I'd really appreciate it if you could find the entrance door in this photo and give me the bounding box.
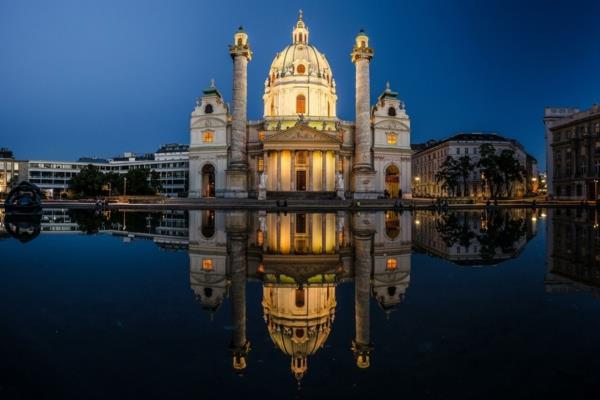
[296,170,306,191]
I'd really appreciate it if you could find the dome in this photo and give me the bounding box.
[263,12,337,122]
[268,43,332,79]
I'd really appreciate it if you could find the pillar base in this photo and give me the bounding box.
[352,169,380,199]
[224,168,249,198]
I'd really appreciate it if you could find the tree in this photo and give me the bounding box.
[7,175,19,190]
[477,144,503,199]
[456,155,474,197]
[104,172,123,196]
[69,164,105,196]
[498,150,525,197]
[436,156,460,197]
[124,167,158,195]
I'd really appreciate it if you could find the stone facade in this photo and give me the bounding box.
[546,104,600,200]
[188,13,412,200]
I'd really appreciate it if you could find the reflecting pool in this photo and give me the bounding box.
[1,207,600,399]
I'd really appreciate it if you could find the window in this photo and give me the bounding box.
[386,258,397,270]
[361,40,366,48]
[296,64,306,74]
[295,288,305,307]
[387,107,396,117]
[202,259,213,271]
[387,133,397,145]
[296,94,306,114]
[258,131,265,141]
[203,131,214,143]
[337,157,343,173]
[204,104,213,114]
[456,148,460,154]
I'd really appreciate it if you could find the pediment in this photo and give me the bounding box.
[374,119,409,131]
[264,124,342,144]
[191,117,227,129]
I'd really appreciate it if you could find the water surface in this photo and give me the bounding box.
[1,208,599,399]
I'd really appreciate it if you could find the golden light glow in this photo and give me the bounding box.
[312,151,323,190]
[311,213,323,254]
[281,150,291,191]
[386,258,398,270]
[326,151,335,191]
[279,213,291,254]
[202,259,213,271]
[257,157,264,173]
[203,131,214,143]
[387,133,397,145]
[257,229,264,246]
[296,94,306,114]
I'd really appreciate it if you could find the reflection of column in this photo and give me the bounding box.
[322,214,326,254]
[227,215,250,372]
[276,214,281,253]
[308,151,314,191]
[352,229,374,368]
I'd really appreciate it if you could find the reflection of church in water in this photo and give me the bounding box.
[188,209,411,380]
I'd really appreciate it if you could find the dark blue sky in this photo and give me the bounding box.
[1,0,599,168]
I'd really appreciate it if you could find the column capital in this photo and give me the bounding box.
[230,45,253,61]
[230,27,253,61]
[351,47,373,63]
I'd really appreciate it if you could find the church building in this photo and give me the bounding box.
[188,12,412,199]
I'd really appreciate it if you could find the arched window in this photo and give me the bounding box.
[388,107,396,117]
[296,64,306,74]
[327,102,331,117]
[237,38,242,46]
[296,94,306,114]
[361,40,366,48]
[204,104,213,114]
[270,100,275,116]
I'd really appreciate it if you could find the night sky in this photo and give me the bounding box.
[1,0,599,169]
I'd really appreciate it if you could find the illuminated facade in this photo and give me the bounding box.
[189,12,412,199]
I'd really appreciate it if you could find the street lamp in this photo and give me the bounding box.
[123,177,127,197]
[595,179,598,201]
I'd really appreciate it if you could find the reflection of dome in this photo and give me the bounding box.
[262,284,336,381]
[263,12,337,120]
